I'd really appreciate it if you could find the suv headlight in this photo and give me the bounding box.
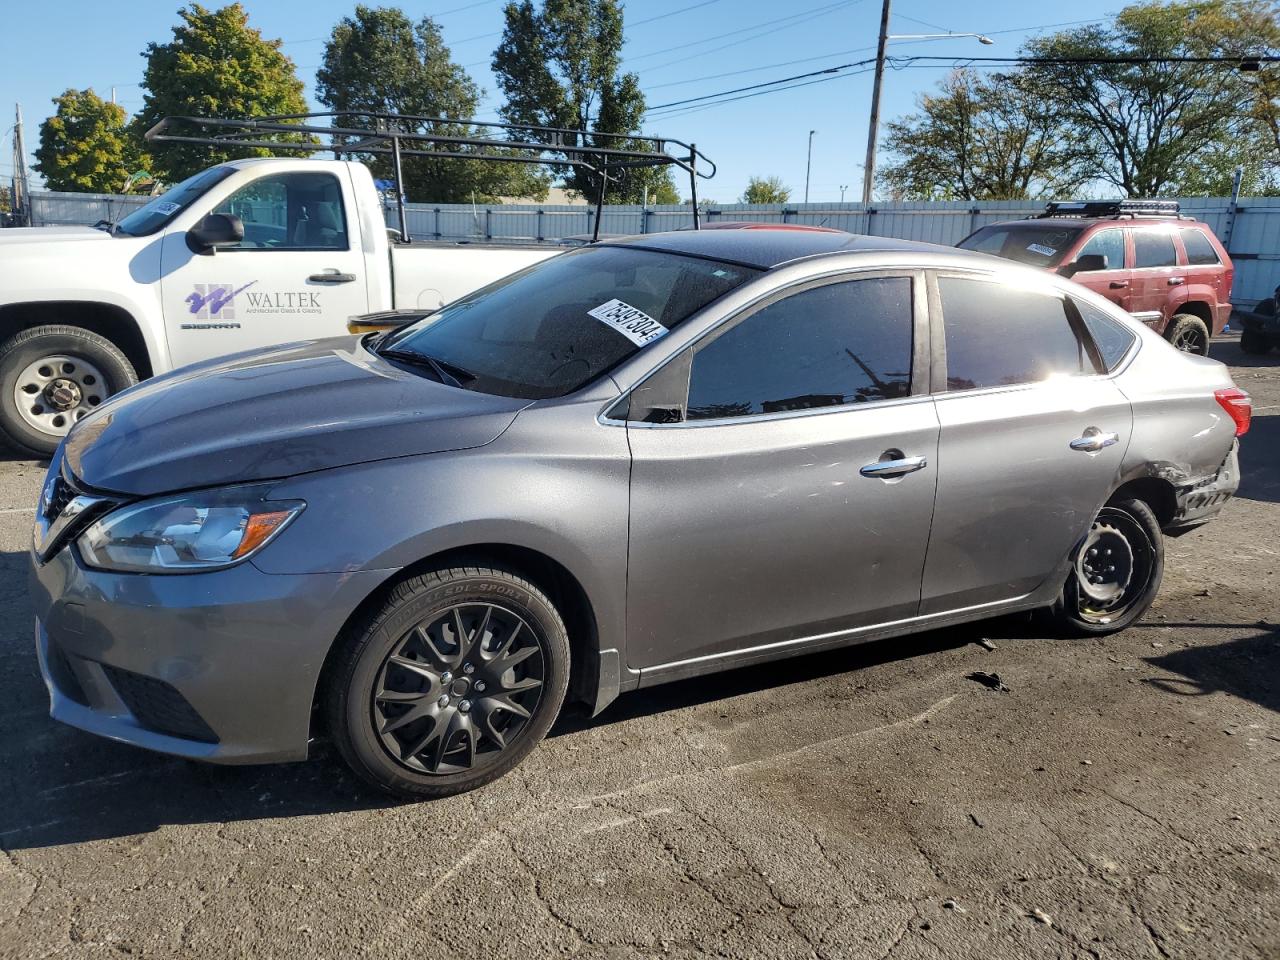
[77,486,304,574]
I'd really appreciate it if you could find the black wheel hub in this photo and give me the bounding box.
[44,378,82,411]
[371,603,545,775]
[1174,328,1206,353]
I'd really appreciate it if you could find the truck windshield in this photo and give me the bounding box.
[114,166,237,237]
[957,223,1084,268]
[381,245,759,399]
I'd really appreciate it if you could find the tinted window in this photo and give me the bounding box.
[940,276,1096,390]
[1132,230,1177,268]
[212,173,348,250]
[114,166,236,237]
[685,277,913,421]
[1180,227,1221,266]
[958,224,1083,267]
[1074,298,1136,371]
[1075,229,1126,270]
[384,246,756,399]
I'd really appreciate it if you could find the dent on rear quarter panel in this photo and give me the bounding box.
[1115,340,1238,488]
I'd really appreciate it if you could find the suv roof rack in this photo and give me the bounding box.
[145,112,715,242]
[1037,199,1185,221]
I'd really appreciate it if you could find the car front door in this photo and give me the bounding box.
[920,271,1133,615]
[160,169,371,368]
[623,272,940,675]
[1127,226,1181,334]
[1063,227,1133,312]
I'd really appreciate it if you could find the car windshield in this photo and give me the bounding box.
[114,166,238,237]
[958,224,1084,268]
[381,245,759,399]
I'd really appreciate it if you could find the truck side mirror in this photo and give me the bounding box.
[1062,253,1108,277]
[187,213,244,252]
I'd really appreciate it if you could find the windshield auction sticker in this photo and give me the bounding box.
[587,299,669,346]
[1027,242,1057,257]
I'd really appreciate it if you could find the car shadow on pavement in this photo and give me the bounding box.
[1211,336,1280,368]
[1143,624,1280,715]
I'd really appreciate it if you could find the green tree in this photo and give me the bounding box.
[0,185,10,214]
[135,3,311,182]
[881,69,1089,200]
[741,175,792,204]
[491,0,678,203]
[317,6,544,203]
[1026,0,1280,197]
[34,89,145,193]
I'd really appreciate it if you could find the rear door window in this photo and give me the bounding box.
[1180,228,1221,265]
[685,277,914,420]
[1131,230,1178,268]
[939,276,1099,390]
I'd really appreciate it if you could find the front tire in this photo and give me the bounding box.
[0,325,137,457]
[1165,314,1210,356]
[1047,498,1165,637]
[325,565,570,799]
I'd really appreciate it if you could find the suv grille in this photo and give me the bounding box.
[45,476,75,521]
[101,665,220,743]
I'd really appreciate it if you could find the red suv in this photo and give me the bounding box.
[958,200,1233,356]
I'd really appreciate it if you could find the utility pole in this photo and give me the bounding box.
[12,103,31,227]
[861,0,891,204]
[804,129,816,204]
[839,184,849,202]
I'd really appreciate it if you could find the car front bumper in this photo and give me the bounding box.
[30,545,390,764]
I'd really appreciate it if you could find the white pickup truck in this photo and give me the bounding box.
[0,157,560,455]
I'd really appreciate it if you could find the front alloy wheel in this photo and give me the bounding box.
[327,565,570,799]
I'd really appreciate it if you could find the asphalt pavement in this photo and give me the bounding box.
[0,338,1277,960]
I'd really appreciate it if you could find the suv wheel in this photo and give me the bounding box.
[325,565,570,799]
[1165,314,1210,356]
[0,325,137,457]
[1047,498,1165,637]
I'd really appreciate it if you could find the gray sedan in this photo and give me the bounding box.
[29,230,1249,798]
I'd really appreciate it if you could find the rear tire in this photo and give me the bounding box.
[1045,498,1165,637]
[1240,328,1273,356]
[1165,314,1210,356]
[0,325,137,457]
[325,564,570,800]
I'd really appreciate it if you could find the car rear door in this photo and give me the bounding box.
[1176,226,1228,333]
[622,271,939,676]
[1127,226,1181,334]
[919,270,1133,615]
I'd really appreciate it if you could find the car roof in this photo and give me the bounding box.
[603,228,957,269]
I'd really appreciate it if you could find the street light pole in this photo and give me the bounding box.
[804,129,816,204]
[839,184,849,202]
[861,0,892,204]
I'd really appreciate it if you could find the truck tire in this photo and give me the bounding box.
[1240,328,1273,355]
[1165,314,1210,356]
[0,325,137,458]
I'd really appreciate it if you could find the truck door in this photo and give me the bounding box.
[1063,227,1132,313]
[160,169,371,369]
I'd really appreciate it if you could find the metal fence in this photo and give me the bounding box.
[24,190,1280,305]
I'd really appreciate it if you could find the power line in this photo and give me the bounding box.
[629,0,729,28]
[647,59,875,111]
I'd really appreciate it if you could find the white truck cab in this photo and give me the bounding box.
[0,157,558,455]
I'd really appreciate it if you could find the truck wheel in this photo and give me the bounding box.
[1165,314,1210,356]
[0,325,137,458]
[1240,328,1273,356]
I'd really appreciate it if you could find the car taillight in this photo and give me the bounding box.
[1214,388,1252,436]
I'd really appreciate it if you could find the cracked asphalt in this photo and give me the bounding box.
[1,338,1277,960]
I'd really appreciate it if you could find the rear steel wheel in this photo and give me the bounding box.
[372,603,545,776]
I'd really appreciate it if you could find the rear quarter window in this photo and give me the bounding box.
[1180,227,1221,266]
[1073,298,1137,371]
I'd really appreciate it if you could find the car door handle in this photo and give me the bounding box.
[860,454,928,478]
[1109,281,1129,289]
[1168,277,1184,286]
[309,270,357,284]
[1069,431,1120,452]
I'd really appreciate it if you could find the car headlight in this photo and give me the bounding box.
[77,486,304,574]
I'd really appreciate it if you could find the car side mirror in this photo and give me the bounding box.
[187,213,244,253]
[1062,253,1108,277]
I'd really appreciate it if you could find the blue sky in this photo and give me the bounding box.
[2,0,1123,201]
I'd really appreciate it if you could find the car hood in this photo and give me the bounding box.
[65,337,530,496]
[0,225,113,247]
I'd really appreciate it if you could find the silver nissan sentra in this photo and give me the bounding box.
[29,229,1249,798]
